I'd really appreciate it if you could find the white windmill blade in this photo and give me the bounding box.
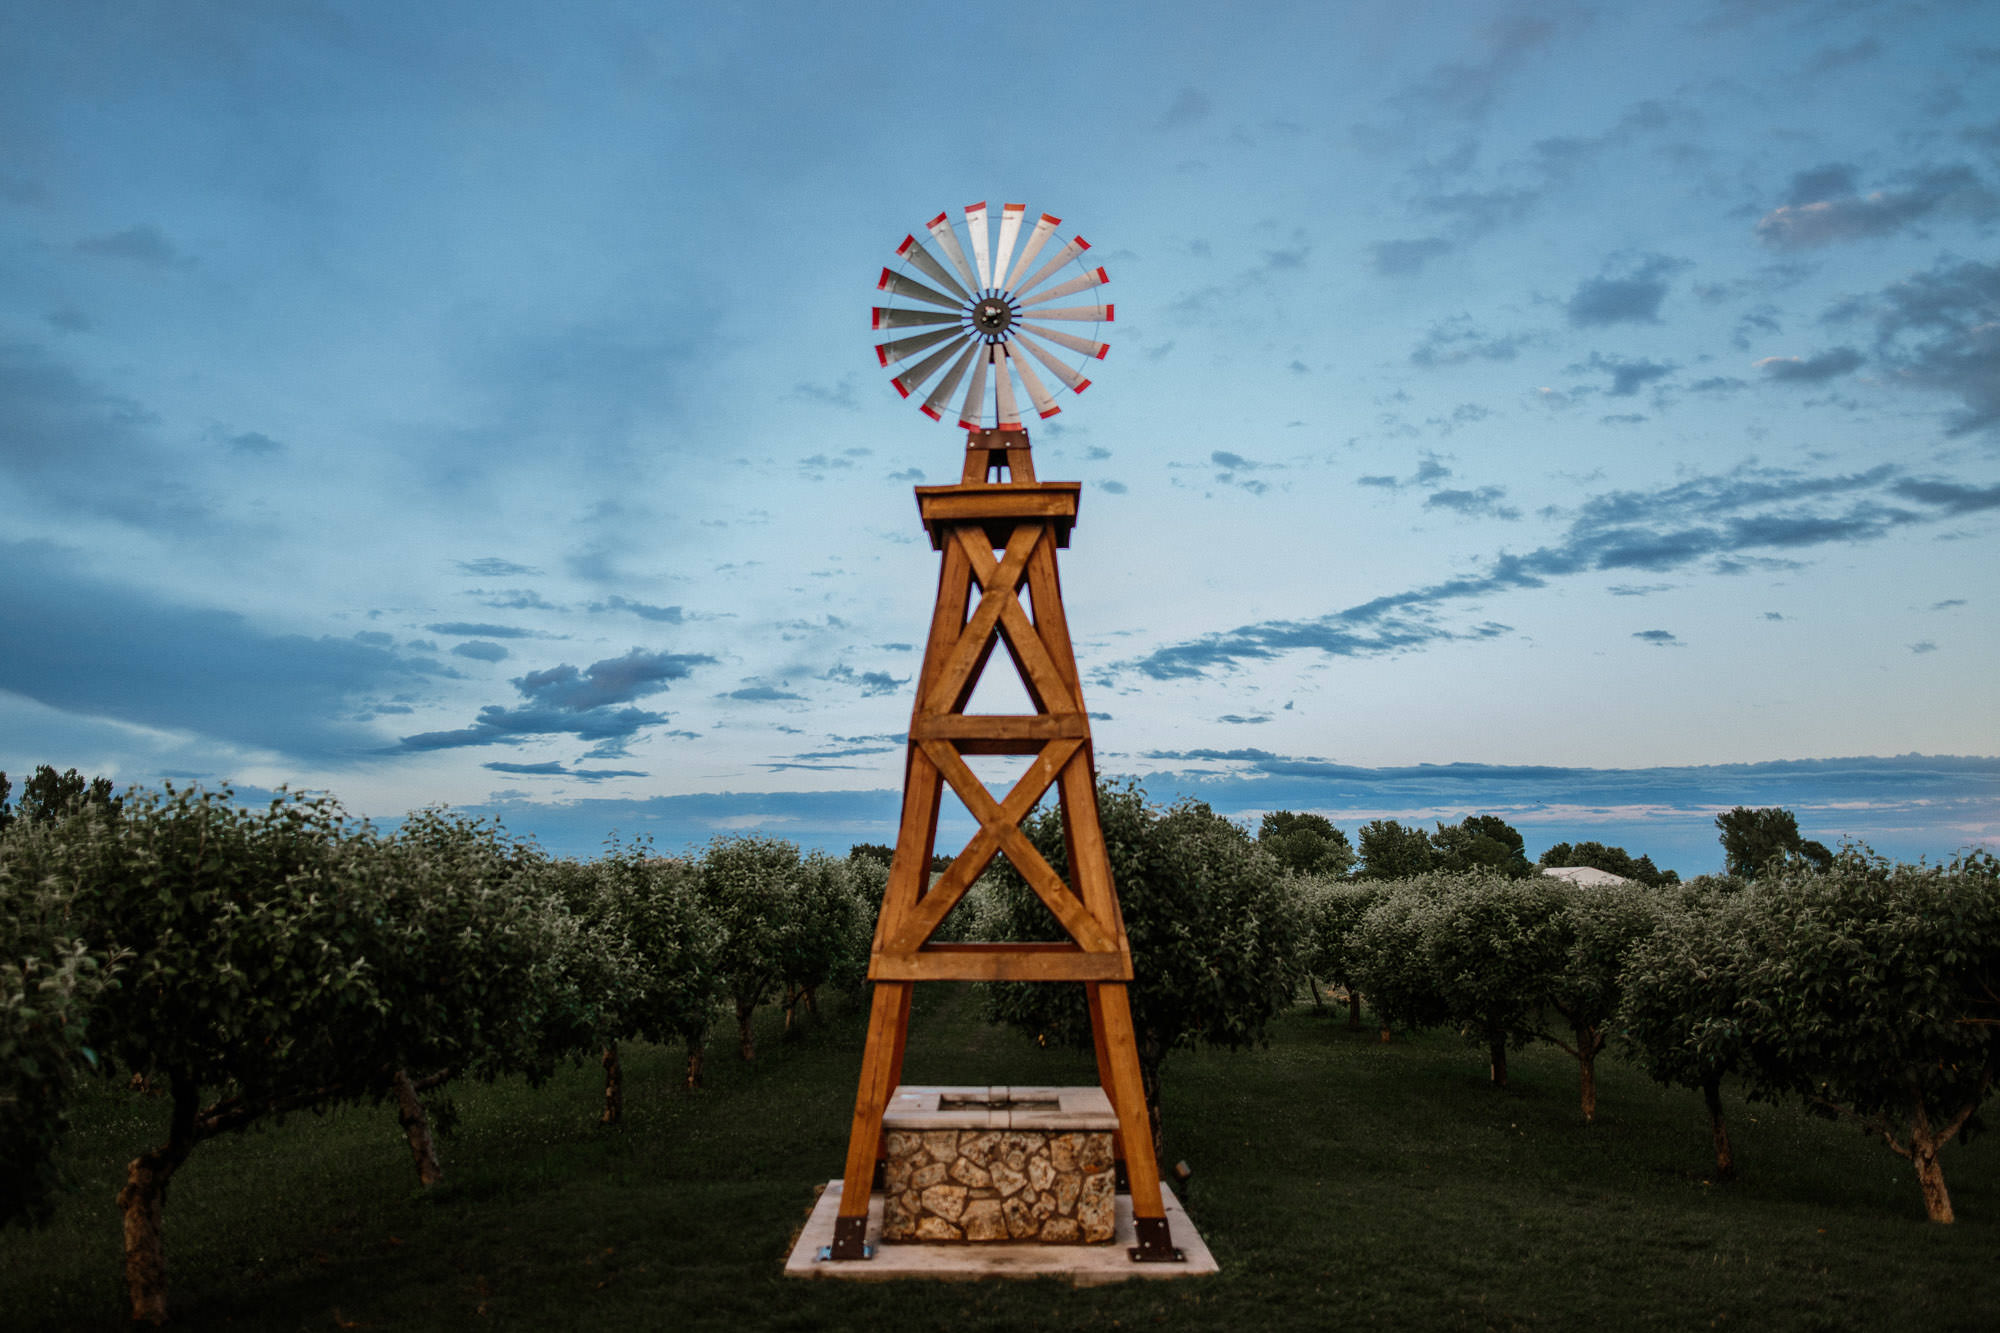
[964,202,992,290]
[1001,213,1060,292]
[895,233,971,302]
[875,325,961,368]
[1017,266,1109,309]
[1007,341,1062,419]
[956,344,992,429]
[1015,329,1094,393]
[919,341,980,420]
[926,211,980,293]
[891,333,975,399]
[991,204,1026,293]
[1022,304,1114,322]
[1019,322,1110,359]
[992,344,1023,428]
[877,267,963,310]
[873,306,960,330]
[1014,235,1092,298]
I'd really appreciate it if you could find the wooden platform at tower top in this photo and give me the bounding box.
[828,427,1181,1263]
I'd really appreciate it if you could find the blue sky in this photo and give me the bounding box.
[2,0,1996,874]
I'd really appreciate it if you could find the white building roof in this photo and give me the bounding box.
[1541,865,1633,887]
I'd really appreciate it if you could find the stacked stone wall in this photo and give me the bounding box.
[881,1128,1115,1243]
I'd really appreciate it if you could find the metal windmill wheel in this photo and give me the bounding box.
[872,202,1112,428]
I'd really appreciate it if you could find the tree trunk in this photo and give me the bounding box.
[391,1069,443,1185]
[1702,1076,1736,1182]
[1348,991,1362,1030]
[684,1034,705,1090]
[804,986,819,1020]
[1488,1031,1508,1087]
[1575,1026,1600,1123]
[1914,1144,1954,1223]
[118,1076,199,1325]
[782,984,798,1034]
[1378,1024,1391,1044]
[600,1044,623,1126]
[735,997,757,1062]
[1305,973,1324,1012]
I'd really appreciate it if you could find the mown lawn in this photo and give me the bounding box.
[4,986,1995,1330]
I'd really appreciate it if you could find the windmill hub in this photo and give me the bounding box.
[970,296,1015,337]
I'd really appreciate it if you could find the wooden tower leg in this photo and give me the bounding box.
[831,980,910,1259]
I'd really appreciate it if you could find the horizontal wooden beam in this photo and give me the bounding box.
[910,714,1089,743]
[916,484,1081,550]
[870,944,1134,982]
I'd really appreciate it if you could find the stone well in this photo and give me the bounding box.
[879,1086,1118,1244]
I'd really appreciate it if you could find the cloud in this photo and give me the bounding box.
[587,595,684,623]
[1158,87,1212,130]
[73,224,187,268]
[456,557,542,577]
[0,538,460,759]
[1217,714,1270,725]
[227,430,282,455]
[1834,258,2000,434]
[1411,317,1529,367]
[790,377,859,410]
[1756,347,1864,383]
[393,648,712,751]
[1632,629,1679,645]
[723,684,805,702]
[821,665,908,697]
[1757,165,1999,249]
[1581,352,1675,396]
[1117,459,1981,679]
[1566,255,1683,326]
[1371,238,1453,275]
[426,621,548,639]
[1909,641,1939,654]
[451,641,510,662]
[1426,486,1520,520]
[481,761,648,781]
[1395,14,1562,123]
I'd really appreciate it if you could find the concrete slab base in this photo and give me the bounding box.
[782,1180,1218,1285]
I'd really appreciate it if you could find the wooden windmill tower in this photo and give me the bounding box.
[827,203,1181,1262]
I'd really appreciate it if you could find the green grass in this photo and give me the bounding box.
[4,988,1996,1330]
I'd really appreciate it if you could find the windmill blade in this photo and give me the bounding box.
[1015,329,1094,392]
[1007,341,1062,419]
[891,333,975,399]
[873,306,961,330]
[919,340,980,420]
[896,234,971,302]
[1001,213,1060,292]
[1017,267,1109,309]
[927,211,980,293]
[993,344,1023,428]
[1020,322,1110,359]
[956,344,992,429]
[1015,235,1092,298]
[878,267,963,310]
[964,202,992,290]
[991,204,1026,294]
[1022,304,1114,322]
[875,325,961,368]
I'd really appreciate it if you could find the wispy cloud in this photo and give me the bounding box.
[393,648,713,751]
[1757,164,1998,249]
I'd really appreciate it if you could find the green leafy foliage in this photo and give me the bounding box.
[696,834,803,1061]
[1714,805,1832,879]
[1431,814,1532,877]
[1258,811,1356,877]
[977,780,1302,1155]
[1356,818,1437,879]
[0,766,121,833]
[1293,876,1380,1024]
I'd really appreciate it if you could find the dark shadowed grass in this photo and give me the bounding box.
[3,987,1996,1330]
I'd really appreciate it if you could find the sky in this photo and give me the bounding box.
[2,0,1996,875]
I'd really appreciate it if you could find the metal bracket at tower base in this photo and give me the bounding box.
[825,1216,873,1261]
[1128,1215,1185,1263]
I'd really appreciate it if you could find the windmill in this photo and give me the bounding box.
[825,203,1183,1264]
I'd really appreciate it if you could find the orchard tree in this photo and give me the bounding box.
[0,819,125,1229]
[1354,873,1569,1086]
[978,781,1302,1160]
[1733,849,2000,1222]
[1296,878,1381,1030]
[1259,811,1356,878]
[1616,883,1756,1181]
[1538,840,1679,887]
[0,765,121,832]
[1714,806,1831,879]
[1357,819,1437,880]
[1431,814,1532,877]
[697,834,801,1062]
[775,851,871,1030]
[1538,883,1662,1121]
